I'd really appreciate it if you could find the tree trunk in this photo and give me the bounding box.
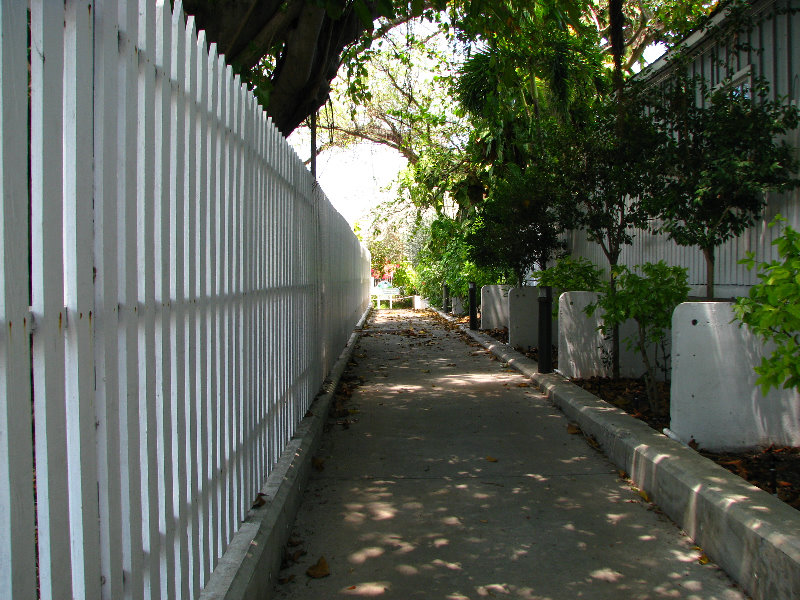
[637,321,661,416]
[609,0,625,96]
[702,246,715,299]
[609,267,621,380]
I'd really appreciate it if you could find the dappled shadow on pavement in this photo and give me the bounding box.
[273,310,746,600]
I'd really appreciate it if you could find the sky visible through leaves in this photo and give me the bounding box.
[288,31,667,226]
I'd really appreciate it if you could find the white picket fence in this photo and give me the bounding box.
[0,1,371,598]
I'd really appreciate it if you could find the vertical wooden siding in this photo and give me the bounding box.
[1,1,371,598]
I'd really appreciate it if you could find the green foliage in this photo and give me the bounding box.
[392,260,419,294]
[648,71,800,297]
[588,262,689,412]
[366,229,406,278]
[466,165,566,285]
[569,91,666,269]
[414,215,512,304]
[734,217,800,394]
[536,256,604,292]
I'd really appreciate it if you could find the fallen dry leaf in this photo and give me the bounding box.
[637,489,651,503]
[251,493,267,508]
[698,553,710,565]
[486,456,498,463]
[290,549,306,563]
[567,423,581,435]
[516,383,530,388]
[307,556,331,578]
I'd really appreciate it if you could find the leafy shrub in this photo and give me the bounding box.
[734,217,800,394]
[536,256,604,292]
[588,261,689,413]
[392,261,419,295]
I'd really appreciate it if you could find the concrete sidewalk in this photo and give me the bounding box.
[271,309,745,599]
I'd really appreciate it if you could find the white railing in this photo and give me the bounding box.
[0,1,371,598]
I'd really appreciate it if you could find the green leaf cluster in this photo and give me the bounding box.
[588,261,689,411]
[414,215,513,304]
[734,217,800,394]
[536,256,604,292]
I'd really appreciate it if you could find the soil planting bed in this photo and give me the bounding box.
[573,377,800,511]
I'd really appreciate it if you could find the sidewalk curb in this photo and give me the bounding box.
[201,306,372,600]
[432,308,800,600]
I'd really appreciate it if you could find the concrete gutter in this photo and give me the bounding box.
[432,308,800,600]
[200,306,372,600]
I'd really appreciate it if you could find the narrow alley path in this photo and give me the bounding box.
[272,309,745,600]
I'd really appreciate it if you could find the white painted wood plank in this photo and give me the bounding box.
[217,57,233,549]
[194,27,212,587]
[184,14,203,597]
[91,0,125,597]
[154,4,176,597]
[63,1,102,598]
[117,2,146,597]
[227,76,241,527]
[29,3,72,597]
[168,4,190,598]
[206,41,222,571]
[136,3,161,596]
[0,1,35,598]
[255,108,267,486]
[242,91,252,515]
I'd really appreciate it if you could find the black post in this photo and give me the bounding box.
[442,284,450,313]
[468,282,478,329]
[537,286,553,373]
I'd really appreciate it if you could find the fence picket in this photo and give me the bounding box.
[183,14,202,597]
[118,2,145,597]
[154,3,176,596]
[169,4,190,597]
[0,2,35,598]
[63,1,102,597]
[92,0,124,596]
[29,3,71,597]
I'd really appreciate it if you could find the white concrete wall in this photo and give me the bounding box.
[413,295,430,309]
[508,288,558,352]
[670,302,800,451]
[480,285,513,329]
[557,292,671,380]
[451,296,466,315]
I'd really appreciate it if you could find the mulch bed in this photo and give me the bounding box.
[572,377,800,511]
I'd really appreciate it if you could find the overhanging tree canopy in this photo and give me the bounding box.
[183,0,719,136]
[183,0,443,134]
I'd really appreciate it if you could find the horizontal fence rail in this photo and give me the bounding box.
[1,1,371,598]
